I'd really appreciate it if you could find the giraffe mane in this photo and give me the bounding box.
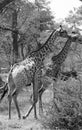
[29,29,56,55]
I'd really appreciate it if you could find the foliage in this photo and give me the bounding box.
[0,31,12,67]
[42,78,82,130]
[65,6,82,34]
[0,0,54,66]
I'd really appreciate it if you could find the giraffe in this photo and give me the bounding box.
[51,35,80,78]
[0,26,68,119]
[43,33,81,104]
[22,26,68,119]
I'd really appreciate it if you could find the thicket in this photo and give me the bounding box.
[42,77,82,130]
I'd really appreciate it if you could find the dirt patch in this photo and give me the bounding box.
[0,114,43,130]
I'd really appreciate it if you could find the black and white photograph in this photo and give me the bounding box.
[0,0,82,129]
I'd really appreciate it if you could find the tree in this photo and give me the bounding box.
[0,0,35,64]
[35,0,54,31]
[17,0,55,57]
[65,7,82,33]
[0,0,55,66]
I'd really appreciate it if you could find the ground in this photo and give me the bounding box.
[0,86,53,130]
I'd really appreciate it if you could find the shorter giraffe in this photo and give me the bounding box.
[46,33,81,80]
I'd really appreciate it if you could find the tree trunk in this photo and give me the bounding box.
[20,43,24,60]
[12,5,18,65]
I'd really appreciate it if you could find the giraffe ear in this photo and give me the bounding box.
[72,31,76,34]
[61,30,68,37]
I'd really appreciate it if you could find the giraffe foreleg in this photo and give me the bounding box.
[23,89,38,119]
[23,70,39,119]
[39,89,43,116]
[29,83,45,116]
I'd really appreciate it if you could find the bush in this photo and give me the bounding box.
[42,78,82,130]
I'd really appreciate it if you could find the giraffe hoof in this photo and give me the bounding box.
[34,116,37,120]
[22,116,26,119]
[18,116,21,120]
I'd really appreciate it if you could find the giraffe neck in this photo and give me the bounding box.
[52,36,72,65]
[30,29,60,63]
[46,36,72,79]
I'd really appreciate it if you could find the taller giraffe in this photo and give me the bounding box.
[0,27,69,119]
[22,27,68,119]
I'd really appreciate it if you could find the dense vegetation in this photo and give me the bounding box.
[1,0,82,130]
[0,0,54,68]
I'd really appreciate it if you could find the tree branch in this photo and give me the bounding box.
[0,25,22,35]
[0,0,14,13]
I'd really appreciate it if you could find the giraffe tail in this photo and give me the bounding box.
[0,83,8,103]
[0,64,16,103]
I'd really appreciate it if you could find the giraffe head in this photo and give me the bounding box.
[56,25,68,38]
[57,26,82,43]
[69,33,82,43]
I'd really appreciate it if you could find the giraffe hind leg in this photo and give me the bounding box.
[12,92,21,119]
[8,95,12,119]
[12,91,21,119]
[29,84,44,116]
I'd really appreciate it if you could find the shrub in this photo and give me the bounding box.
[42,78,82,130]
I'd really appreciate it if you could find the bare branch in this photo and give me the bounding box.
[0,25,23,35]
